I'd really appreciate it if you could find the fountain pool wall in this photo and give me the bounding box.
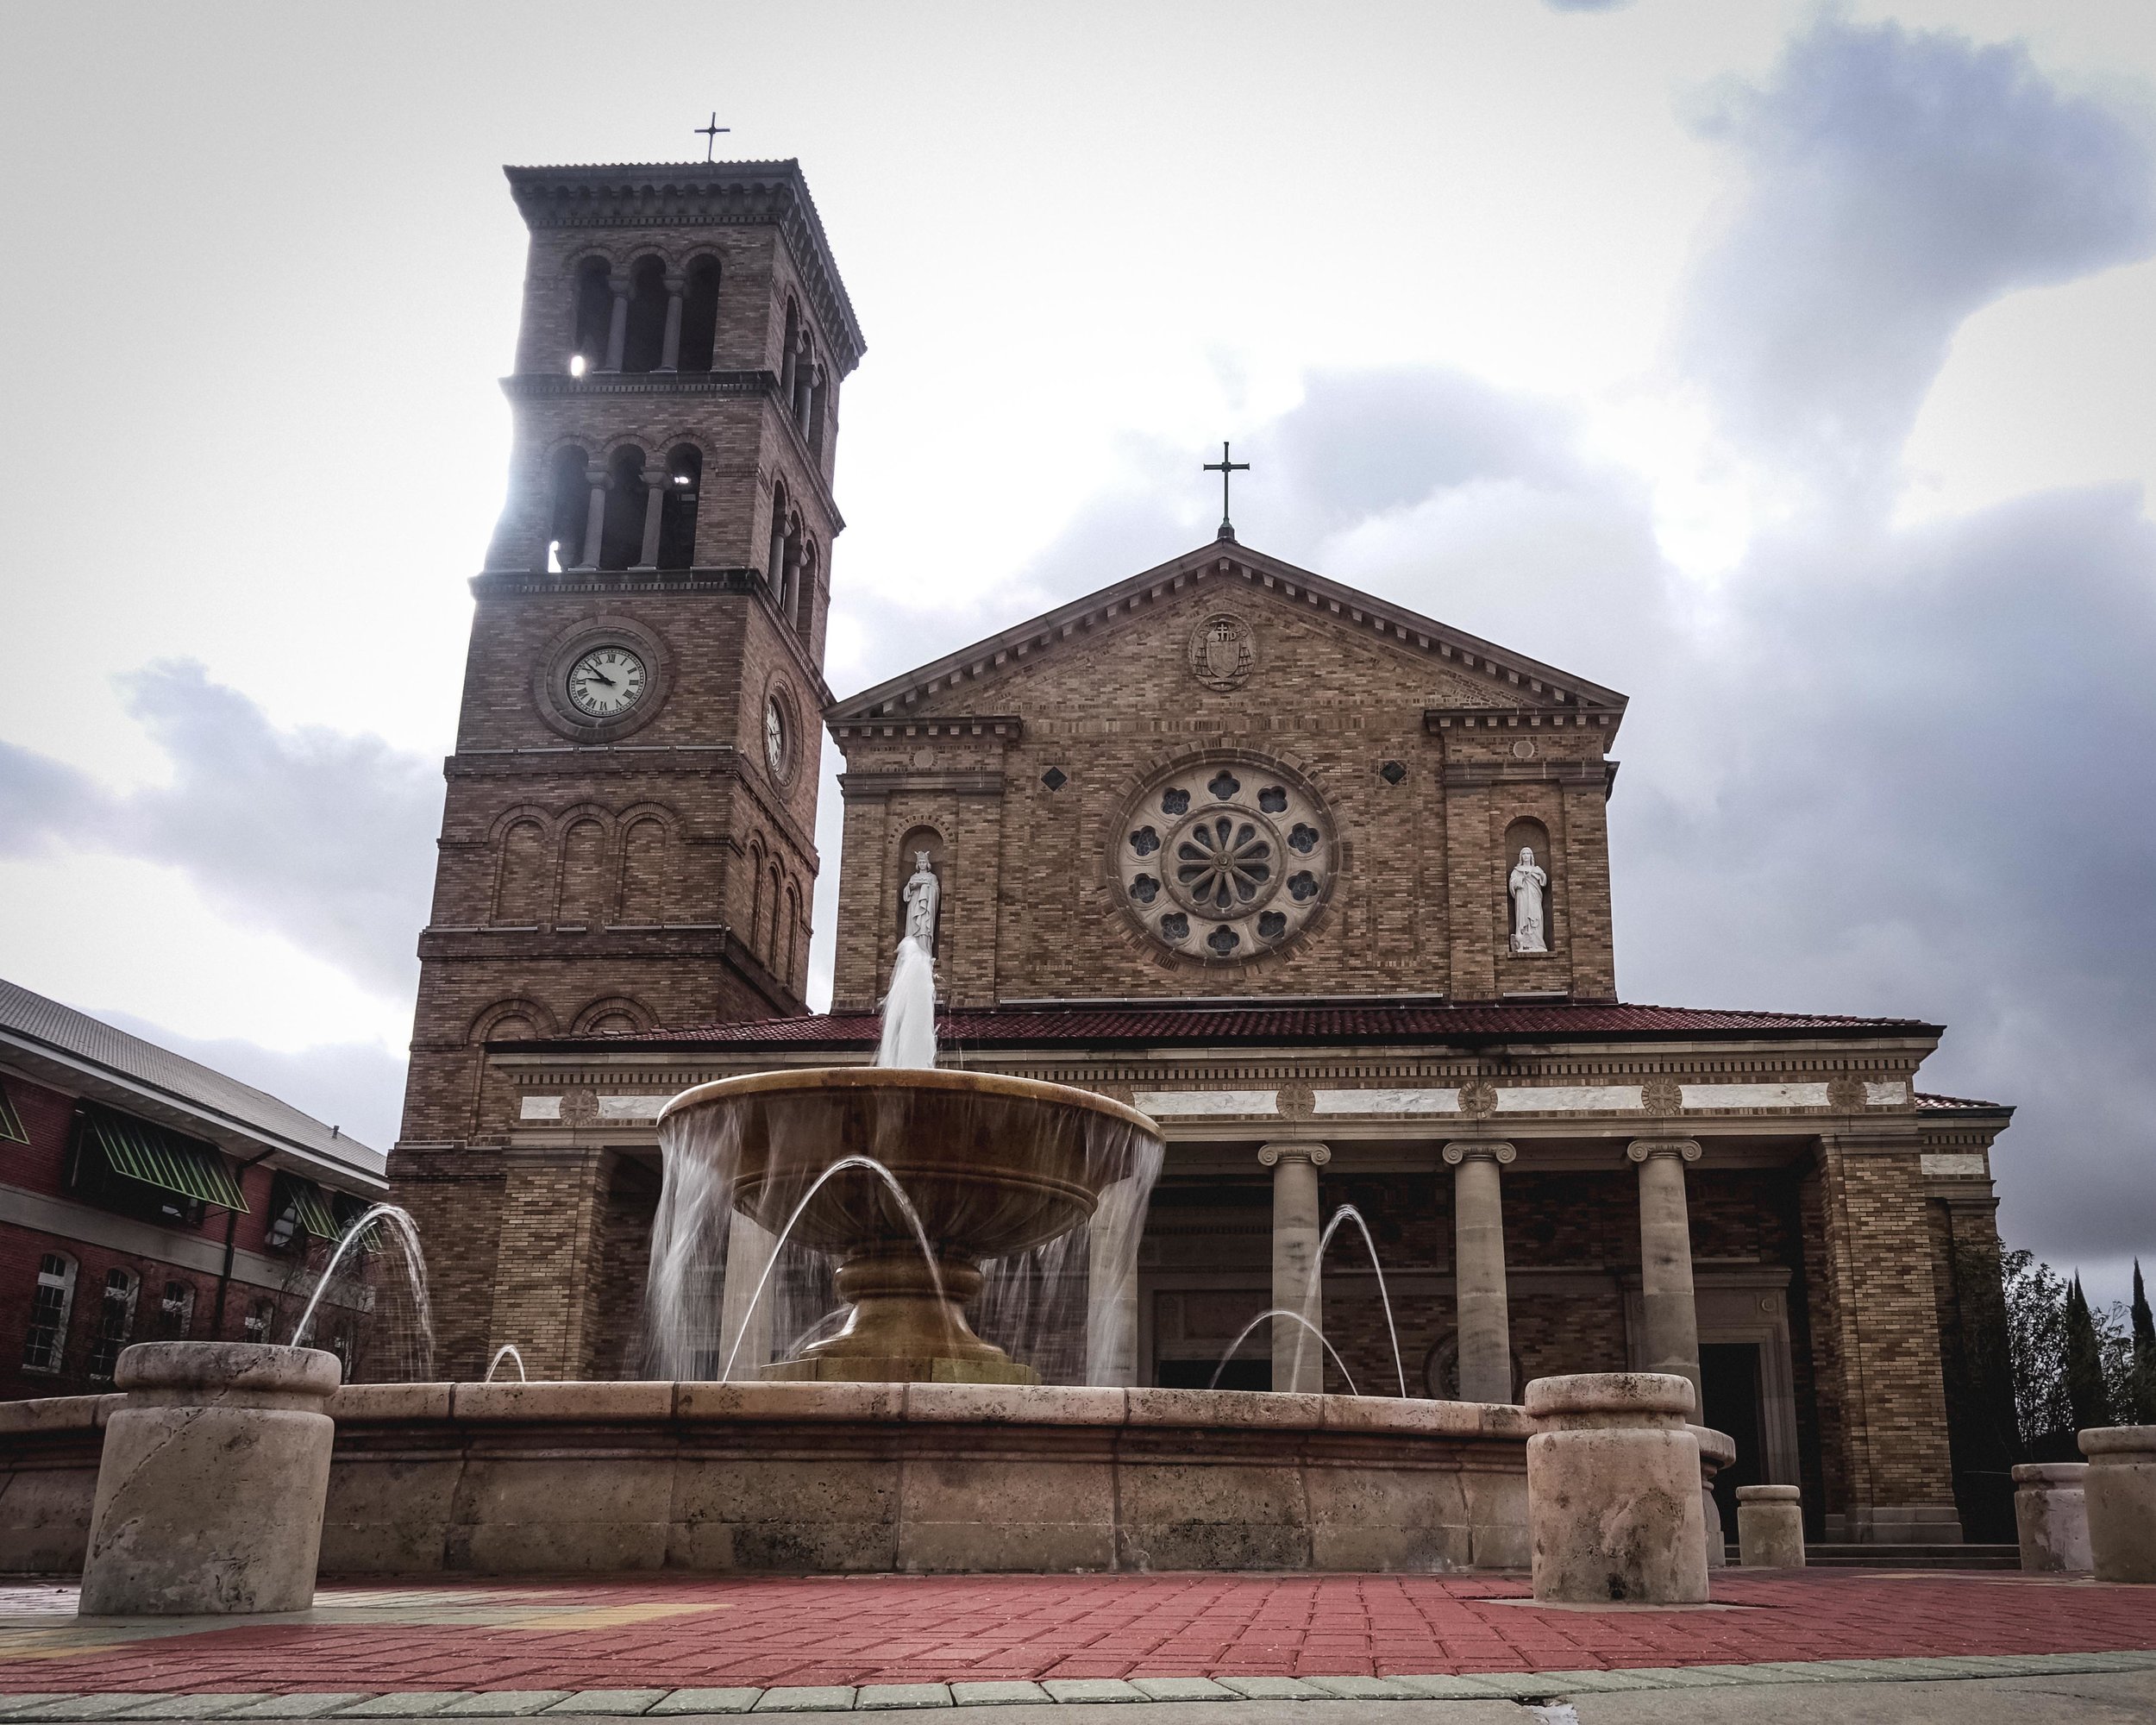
[0,1381,1529,1576]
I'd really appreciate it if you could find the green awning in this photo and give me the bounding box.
[279,1175,342,1241]
[79,1105,248,1211]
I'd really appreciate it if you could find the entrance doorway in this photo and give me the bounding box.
[1700,1341,1765,1538]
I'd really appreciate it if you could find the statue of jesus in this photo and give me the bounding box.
[1508,846,1548,954]
[902,850,940,954]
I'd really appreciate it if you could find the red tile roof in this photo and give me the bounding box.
[542,999,1940,1052]
[1915,1091,2010,1113]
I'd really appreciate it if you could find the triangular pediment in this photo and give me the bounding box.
[826,538,1627,730]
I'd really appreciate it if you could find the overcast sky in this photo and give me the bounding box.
[2,1,2151,1302]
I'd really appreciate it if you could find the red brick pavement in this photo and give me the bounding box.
[1,1571,2152,1694]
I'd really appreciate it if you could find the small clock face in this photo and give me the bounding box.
[566,646,647,718]
[765,698,787,775]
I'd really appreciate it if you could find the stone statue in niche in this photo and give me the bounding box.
[902,850,941,954]
[1508,846,1548,954]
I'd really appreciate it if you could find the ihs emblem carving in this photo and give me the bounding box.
[1276,1082,1315,1120]
[1188,612,1257,692]
[1641,1075,1683,1115]
[1460,1079,1499,1120]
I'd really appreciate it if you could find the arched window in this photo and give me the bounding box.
[792,343,815,423]
[598,447,648,571]
[86,1268,140,1381]
[784,884,801,983]
[243,1297,276,1343]
[780,299,801,403]
[572,259,613,371]
[622,256,668,373]
[619,819,669,925]
[156,1279,195,1340]
[747,840,767,946]
[548,446,592,574]
[766,866,784,964]
[658,444,701,570]
[793,539,818,633]
[21,1251,77,1373]
[497,820,549,924]
[679,257,720,372]
[766,484,791,605]
[558,819,608,927]
[806,365,828,455]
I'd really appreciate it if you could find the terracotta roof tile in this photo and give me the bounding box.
[1915,1091,2010,1113]
[542,999,1940,1052]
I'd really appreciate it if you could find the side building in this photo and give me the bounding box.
[0,978,386,1399]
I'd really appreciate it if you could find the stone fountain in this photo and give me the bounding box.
[659,1068,1156,1385]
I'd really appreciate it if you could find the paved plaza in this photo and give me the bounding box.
[0,1571,2151,1718]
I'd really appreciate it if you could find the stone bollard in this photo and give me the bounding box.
[2080,1426,2156,1584]
[1736,1484,1805,1567]
[1526,1372,1708,1604]
[2013,1462,2092,1573]
[79,1342,342,1615]
[1691,1425,1735,1570]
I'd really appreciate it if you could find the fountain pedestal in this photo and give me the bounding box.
[78,1342,341,1615]
[759,1252,1037,1384]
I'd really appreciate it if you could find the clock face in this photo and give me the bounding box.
[765,698,788,775]
[565,646,647,718]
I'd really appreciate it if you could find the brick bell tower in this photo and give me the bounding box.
[393,160,863,1378]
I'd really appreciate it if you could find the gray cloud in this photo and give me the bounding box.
[0,661,440,1000]
[1683,18,2156,497]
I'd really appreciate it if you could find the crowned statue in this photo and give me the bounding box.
[902,850,940,955]
[1508,846,1548,954]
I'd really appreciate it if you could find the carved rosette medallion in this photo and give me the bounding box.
[1114,757,1336,962]
[1277,1082,1316,1121]
[1827,1075,1867,1113]
[1641,1075,1683,1115]
[1187,612,1257,692]
[1459,1079,1500,1120]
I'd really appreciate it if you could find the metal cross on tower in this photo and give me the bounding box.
[696,113,730,162]
[1203,442,1250,543]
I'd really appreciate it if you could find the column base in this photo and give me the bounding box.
[1822,1504,1965,1544]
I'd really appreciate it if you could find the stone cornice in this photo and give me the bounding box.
[504,161,865,374]
[838,768,1008,800]
[831,717,1024,747]
[826,543,1629,727]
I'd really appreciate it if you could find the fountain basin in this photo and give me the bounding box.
[658,1067,1159,1384]
[0,1382,1531,1577]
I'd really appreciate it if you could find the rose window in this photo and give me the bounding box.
[1114,757,1336,960]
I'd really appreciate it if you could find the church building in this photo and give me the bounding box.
[392,159,2021,1547]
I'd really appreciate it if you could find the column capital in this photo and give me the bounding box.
[662,272,686,293]
[1258,1143,1331,1168]
[1627,1138,1702,1164]
[1443,1141,1516,1165]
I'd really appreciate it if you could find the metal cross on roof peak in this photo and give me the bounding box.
[1203,442,1250,543]
[696,113,730,162]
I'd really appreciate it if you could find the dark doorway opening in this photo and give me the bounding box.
[1700,1341,1766,1545]
[1158,1358,1269,1392]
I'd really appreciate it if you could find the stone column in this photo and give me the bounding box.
[1443,1141,1515,1404]
[600,278,630,373]
[657,274,686,373]
[2013,1462,2092,1573]
[79,1342,341,1615]
[1629,1138,1702,1406]
[2081,1425,2156,1584]
[1693,1423,1736,1568]
[634,474,665,569]
[1736,1484,1806,1566]
[1259,1143,1330,1395]
[577,464,607,570]
[1526,1371,1708,1603]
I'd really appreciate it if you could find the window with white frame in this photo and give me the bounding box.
[21,1252,77,1372]
[85,1268,140,1380]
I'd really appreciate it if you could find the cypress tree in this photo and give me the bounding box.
[2065,1275,2111,1434]
[2131,1259,2156,1425]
